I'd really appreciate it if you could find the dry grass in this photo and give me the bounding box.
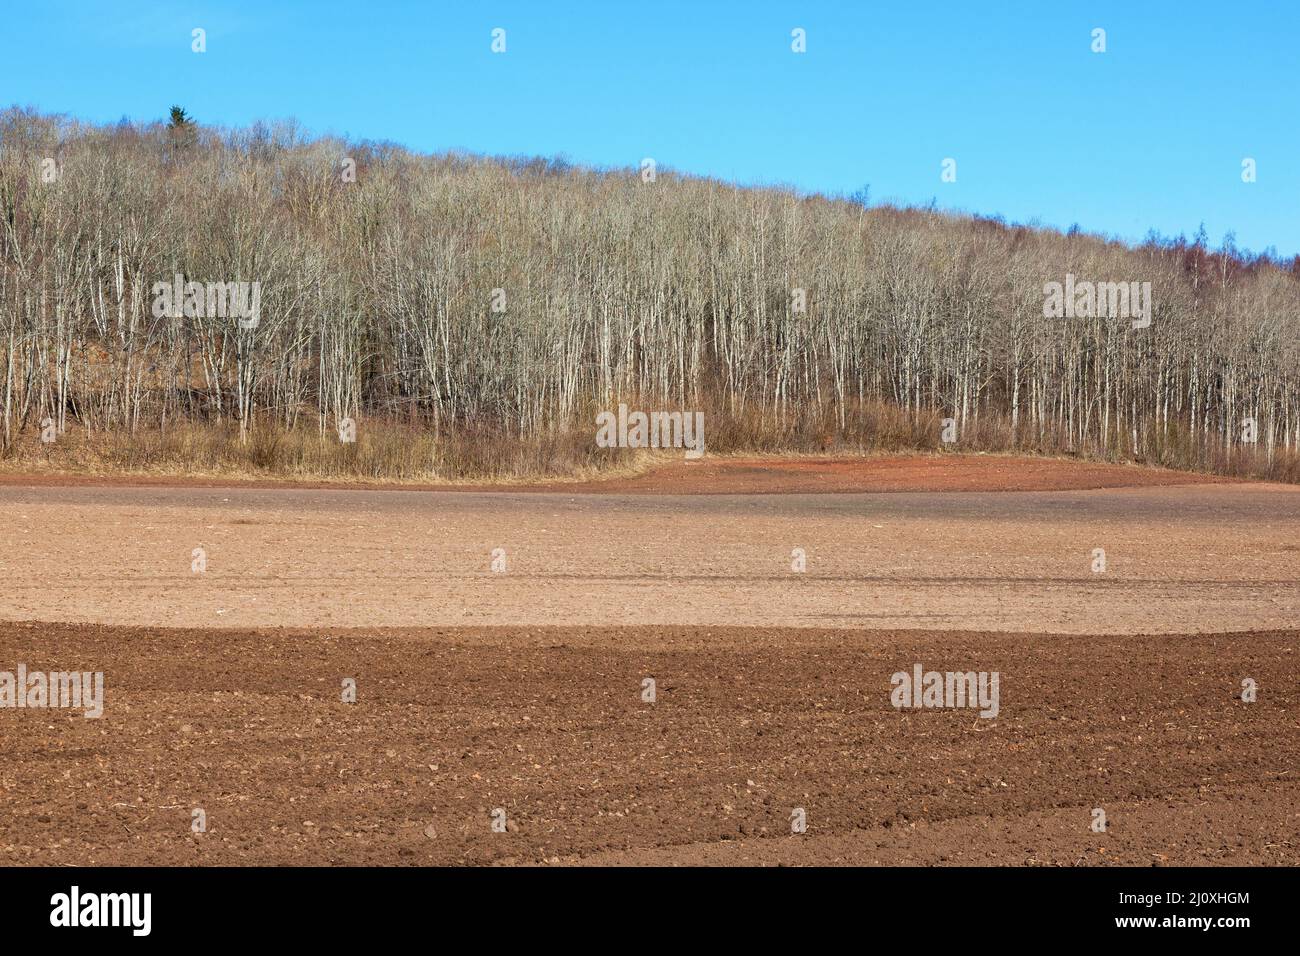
[3,399,1296,485]
[0,420,636,485]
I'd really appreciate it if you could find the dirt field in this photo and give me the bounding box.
[0,466,1294,635]
[0,456,1296,866]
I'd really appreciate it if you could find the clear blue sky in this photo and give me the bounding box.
[3,0,1297,257]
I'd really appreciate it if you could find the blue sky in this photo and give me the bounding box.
[3,1,1297,257]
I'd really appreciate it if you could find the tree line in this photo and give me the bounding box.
[1,107,1297,479]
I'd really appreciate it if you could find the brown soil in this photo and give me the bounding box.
[0,622,1294,866]
[1,455,1294,867]
[538,454,1228,494]
[1,479,1296,635]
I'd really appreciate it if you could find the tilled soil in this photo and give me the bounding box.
[1,457,1296,866]
[526,453,1227,494]
[1,622,1295,866]
[1,480,1296,634]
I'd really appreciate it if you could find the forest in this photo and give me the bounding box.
[2,107,1297,481]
